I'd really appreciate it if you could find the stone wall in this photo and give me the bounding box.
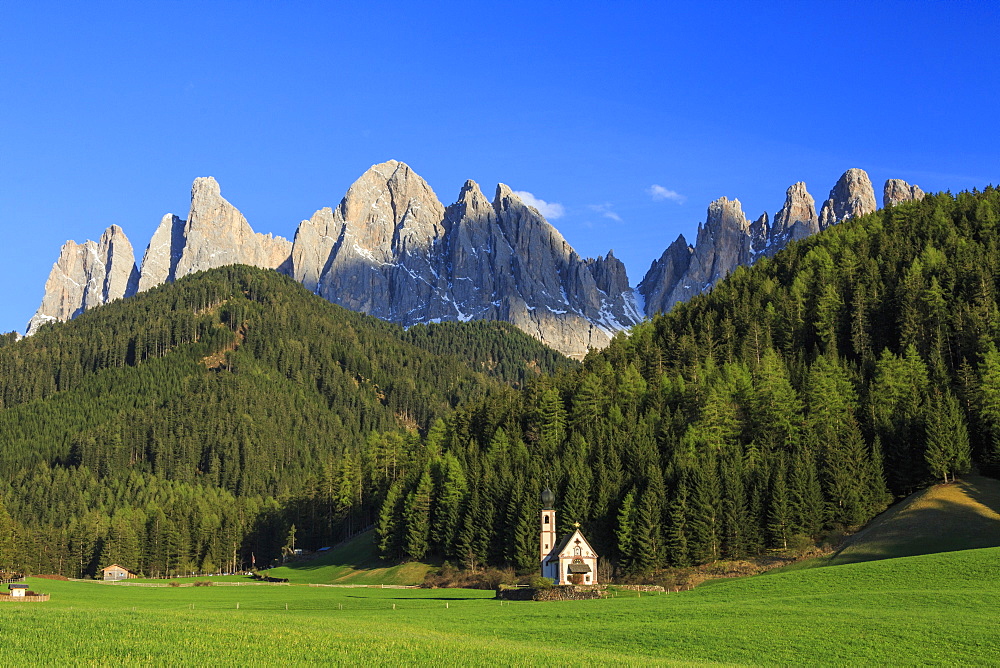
[495,585,604,601]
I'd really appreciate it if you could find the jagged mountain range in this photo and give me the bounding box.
[26,161,924,358]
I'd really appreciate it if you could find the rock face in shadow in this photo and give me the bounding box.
[27,225,139,334]
[883,179,925,208]
[638,197,762,316]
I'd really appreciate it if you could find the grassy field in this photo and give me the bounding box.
[4,545,999,665]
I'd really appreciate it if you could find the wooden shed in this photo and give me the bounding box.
[101,564,136,581]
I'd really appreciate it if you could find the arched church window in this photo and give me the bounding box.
[544,516,550,524]
[573,546,581,556]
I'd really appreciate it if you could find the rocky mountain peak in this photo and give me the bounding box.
[771,182,819,245]
[818,168,876,229]
[291,207,339,293]
[750,212,770,255]
[173,177,291,280]
[883,179,925,208]
[705,197,751,235]
[138,214,186,291]
[26,225,140,334]
[335,160,446,257]
[637,234,693,316]
[98,225,140,303]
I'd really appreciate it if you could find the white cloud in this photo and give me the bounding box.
[648,184,686,203]
[588,203,623,222]
[513,191,565,219]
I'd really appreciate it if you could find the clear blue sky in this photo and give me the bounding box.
[2,1,998,334]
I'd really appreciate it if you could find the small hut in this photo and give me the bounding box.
[8,583,28,598]
[101,564,136,581]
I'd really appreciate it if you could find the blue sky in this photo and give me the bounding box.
[2,1,998,334]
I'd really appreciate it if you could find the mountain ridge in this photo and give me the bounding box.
[24,162,925,357]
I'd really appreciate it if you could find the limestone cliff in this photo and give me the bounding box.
[26,225,139,334]
[638,167,915,318]
[770,182,819,248]
[138,214,186,291]
[638,197,757,315]
[26,162,921,359]
[173,177,291,279]
[289,163,642,358]
[818,168,877,229]
[883,179,925,208]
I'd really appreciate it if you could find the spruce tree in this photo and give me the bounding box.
[665,477,690,567]
[615,490,636,570]
[403,470,433,561]
[376,479,405,559]
[925,390,972,483]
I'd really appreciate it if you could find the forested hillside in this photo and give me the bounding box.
[0,266,572,576]
[374,187,1000,575]
[4,187,1000,580]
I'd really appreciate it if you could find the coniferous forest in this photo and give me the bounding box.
[2,187,1000,579]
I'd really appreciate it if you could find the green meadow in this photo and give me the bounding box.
[4,546,999,666]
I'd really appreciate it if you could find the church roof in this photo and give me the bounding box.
[544,528,598,563]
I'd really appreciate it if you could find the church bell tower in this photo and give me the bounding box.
[540,486,556,573]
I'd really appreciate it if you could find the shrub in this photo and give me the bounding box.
[168,581,182,587]
[529,576,554,590]
[193,580,213,587]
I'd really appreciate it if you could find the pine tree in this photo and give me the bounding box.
[631,489,661,573]
[978,346,1000,472]
[750,349,802,452]
[615,490,636,570]
[789,445,824,537]
[664,477,690,567]
[0,498,19,573]
[403,470,433,560]
[430,453,467,556]
[507,479,539,573]
[767,453,791,549]
[719,448,749,559]
[376,479,405,559]
[869,345,929,493]
[687,455,721,564]
[925,390,972,483]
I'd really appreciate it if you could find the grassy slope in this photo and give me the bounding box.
[780,475,1000,573]
[3,546,999,665]
[263,531,433,586]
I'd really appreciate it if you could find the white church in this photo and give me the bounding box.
[539,486,599,585]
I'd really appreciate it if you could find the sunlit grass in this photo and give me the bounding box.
[4,546,999,665]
